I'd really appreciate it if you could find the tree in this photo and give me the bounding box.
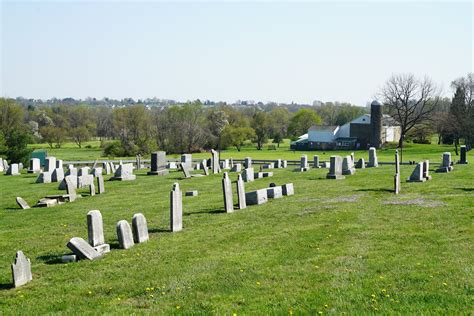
[449,73,474,149]
[70,127,90,148]
[380,73,441,147]
[0,98,24,137]
[288,109,322,137]
[40,126,67,148]
[269,107,290,147]
[251,111,271,150]
[207,109,229,151]
[4,131,32,165]
[221,126,255,151]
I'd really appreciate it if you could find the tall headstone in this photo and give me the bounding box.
[89,182,96,196]
[459,145,468,164]
[56,159,63,169]
[27,158,41,173]
[236,174,246,209]
[170,183,183,232]
[241,168,254,182]
[222,172,234,213]
[395,150,400,174]
[436,152,453,173]
[407,162,426,182]
[65,176,77,202]
[87,210,105,247]
[67,237,102,260]
[0,158,4,172]
[52,168,65,182]
[202,161,209,176]
[135,154,142,170]
[313,155,320,168]
[44,157,56,172]
[300,155,309,169]
[111,163,136,181]
[394,173,400,195]
[36,172,52,183]
[132,213,149,243]
[326,156,345,179]
[116,220,134,249]
[147,151,169,175]
[6,163,20,176]
[367,147,378,167]
[96,175,105,194]
[244,157,252,169]
[342,156,356,175]
[181,154,193,170]
[211,149,220,174]
[370,100,383,148]
[11,251,32,288]
[422,160,432,180]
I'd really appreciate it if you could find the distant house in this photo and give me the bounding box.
[291,101,401,150]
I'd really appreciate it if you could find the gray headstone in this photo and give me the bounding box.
[16,197,30,210]
[180,163,191,178]
[236,174,246,209]
[368,147,378,167]
[407,162,426,182]
[116,220,134,249]
[282,183,294,196]
[111,163,136,181]
[231,163,242,172]
[245,189,268,205]
[61,254,77,263]
[92,167,103,177]
[170,183,183,232]
[78,174,94,188]
[327,156,345,179]
[222,172,234,213]
[44,157,56,172]
[244,157,252,169]
[220,159,230,170]
[65,166,77,177]
[102,162,111,175]
[132,213,149,243]
[459,145,468,164]
[56,159,63,169]
[148,151,169,175]
[185,190,198,196]
[52,168,65,182]
[96,175,105,194]
[11,251,32,288]
[313,155,320,168]
[266,186,283,199]
[241,168,254,182]
[300,155,309,169]
[181,154,193,170]
[201,161,209,176]
[342,156,356,175]
[36,171,52,183]
[0,158,3,172]
[27,158,41,173]
[36,198,58,207]
[355,158,365,169]
[422,160,432,180]
[87,210,105,247]
[211,149,220,174]
[394,173,400,194]
[67,237,102,260]
[77,167,90,177]
[436,152,453,173]
[262,172,273,177]
[395,150,400,174]
[89,182,96,196]
[6,164,20,176]
[65,176,77,202]
[282,160,288,168]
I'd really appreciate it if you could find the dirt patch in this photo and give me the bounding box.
[383,198,446,207]
[298,205,335,216]
[326,194,361,203]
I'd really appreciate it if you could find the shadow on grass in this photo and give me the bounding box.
[0,283,13,290]
[455,188,474,192]
[184,208,226,216]
[356,188,394,193]
[148,228,170,234]
[37,254,63,265]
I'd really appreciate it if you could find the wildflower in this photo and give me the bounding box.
[324,304,328,308]
[289,310,293,315]
[162,292,165,295]
[117,297,121,301]
[381,289,386,292]
[256,281,261,286]
[240,269,244,272]
[442,282,447,286]
[149,294,154,298]
[88,291,92,295]
[314,265,319,269]
[176,305,181,309]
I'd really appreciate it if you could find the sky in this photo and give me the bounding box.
[1,1,473,106]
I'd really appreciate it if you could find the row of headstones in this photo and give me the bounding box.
[0,157,11,172]
[300,147,378,172]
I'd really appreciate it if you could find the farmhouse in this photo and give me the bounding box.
[291,101,401,150]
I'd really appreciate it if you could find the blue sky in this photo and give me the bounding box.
[1,1,472,105]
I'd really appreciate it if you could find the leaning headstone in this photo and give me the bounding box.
[327,156,345,179]
[87,210,105,247]
[170,183,183,232]
[111,163,136,181]
[36,172,52,183]
[67,237,102,260]
[211,149,220,174]
[147,151,169,176]
[342,156,356,175]
[282,183,294,196]
[422,160,432,180]
[313,155,320,168]
[11,251,32,288]
[65,176,77,202]
[116,220,134,249]
[132,213,149,243]
[110,163,116,173]
[350,152,355,164]
[181,154,193,170]
[222,172,234,213]
[52,168,65,182]
[367,147,378,167]
[27,158,41,173]
[179,163,191,179]
[44,156,56,172]
[244,157,252,169]
[245,189,268,205]
[6,163,20,176]
[236,174,246,209]
[436,152,453,173]
[96,175,105,194]
[3,159,9,170]
[102,162,111,175]
[16,197,30,209]
[266,186,283,199]
[459,145,468,164]
[201,161,209,176]
[241,168,254,182]
[407,162,426,182]
[355,158,365,169]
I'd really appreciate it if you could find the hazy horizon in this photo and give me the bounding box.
[1,1,472,106]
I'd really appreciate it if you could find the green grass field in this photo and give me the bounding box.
[1,142,473,314]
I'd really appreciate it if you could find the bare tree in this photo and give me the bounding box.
[380,74,441,147]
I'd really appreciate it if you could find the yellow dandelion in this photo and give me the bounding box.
[176,305,181,309]
[289,310,293,315]
[324,304,328,308]
[240,269,244,272]
[442,282,447,286]
[234,313,237,316]
[381,289,386,292]
[371,294,376,298]
[256,281,261,286]
[162,292,165,295]
[117,297,121,301]
[88,291,92,295]
[149,294,154,298]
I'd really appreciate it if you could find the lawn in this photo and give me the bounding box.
[0,142,472,314]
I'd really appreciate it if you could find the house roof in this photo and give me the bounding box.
[309,125,339,132]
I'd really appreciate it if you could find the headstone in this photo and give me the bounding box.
[77,167,90,177]
[281,160,288,168]
[367,147,378,167]
[67,237,102,260]
[11,251,32,288]
[65,166,77,177]
[111,163,136,181]
[355,158,365,169]
[262,172,273,177]
[241,168,254,182]
[422,160,432,180]
[230,157,234,168]
[282,183,294,196]
[180,163,191,178]
[300,155,309,169]
[135,154,142,170]
[166,161,177,169]
[262,163,274,169]
[66,176,77,202]
[181,154,193,170]
[459,145,468,164]
[201,161,209,176]
[87,210,105,247]
[326,156,345,179]
[36,172,52,183]
[395,150,400,174]
[342,156,356,175]
[274,159,281,168]
[350,152,355,164]
[436,152,453,173]
[16,197,30,209]
[116,220,134,249]
[132,213,149,243]
[44,157,56,172]
[254,172,263,179]
[52,168,65,182]
[222,172,234,213]
[89,182,96,196]
[3,159,9,170]
[36,198,58,207]
[170,183,183,232]
[245,189,268,205]
[56,159,63,169]
[147,151,169,175]
[407,162,426,182]
[92,167,103,177]
[220,159,230,170]
[394,173,400,195]
[61,254,77,263]
[266,186,283,199]
[185,190,198,196]
[231,163,242,172]
[6,163,20,176]
[0,158,3,172]
[27,158,41,173]
[103,162,111,175]
[110,162,116,173]
[244,157,252,169]
[211,149,220,174]
[313,155,320,168]
[96,175,105,194]
[77,174,94,188]
[236,174,246,209]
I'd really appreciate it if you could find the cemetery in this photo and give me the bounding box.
[0,140,472,314]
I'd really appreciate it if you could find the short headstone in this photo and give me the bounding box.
[89,183,96,196]
[459,145,468,164]
[36,172,52,184]
[92,167,103,177]
[242,168,254,182]
[422,160,432,180]
[170,183,183,232]
[281,160,288,168]
[96,175,105,194]
[65,176,77,202]
[300,155,309,169]
[342,156,356,175]
[244,157,252,169]
[180,163,191,178]
[282,183,294,196]
[166,161,177,169]
[44,157,56,172]
[56,159,63,169]
[6,163,20,176]
[103,162,111,175]
[266,186,283,199]
[87,210,105,247]
[254,172,263,179]
[11,251,32,288]
[231,163,242,172]
[16,197,30,209]
[67,237,102,260]
[326,156,345,179]
[367,147,378,167]
[222,172,234,213]
[185,190,198,196]
[132,213,149,243]
[262,172,273,177]
[111,163,136,181]
[148,151,169,176]
[262,163,274,169]
[181,154,193,170]
[236,174,246,209]
[77,174,94,188]
[61,254,77,263]
[313,155,320,168]
[116,220,134,249]
[65,166,77,177]
[27,158,41,173]
[355,158,365,169]
[245,189,268,205]
[77,167,90,177]
[436,152,454,173]
[220,159,230,170]
[274,159,282,168]
[407,162,426,182]
[52,168,65,182]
